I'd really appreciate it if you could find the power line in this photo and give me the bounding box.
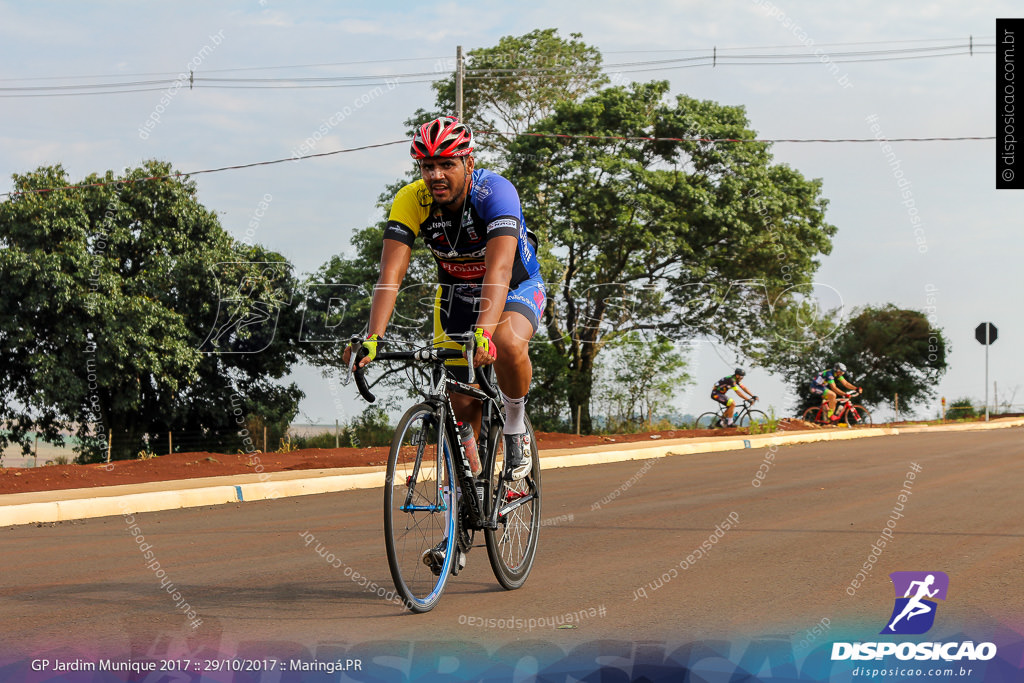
[603,51,990,77]
[0,86,172,99]
[602,35,995,54]
[0,56,447,82]
[466,42,992,78]
[0,38,993,98]
[0,132,993,199]
[3,37,983,84]
[0,140,409,199]
[0,79,173,92]
[477,130,995,144]
[200,55,447,74]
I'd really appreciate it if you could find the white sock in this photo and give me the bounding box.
[501,392,527,435]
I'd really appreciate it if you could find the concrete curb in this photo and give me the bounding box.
[538,426,897,469]
[891,417,1024,434]
[2,419,1020,527]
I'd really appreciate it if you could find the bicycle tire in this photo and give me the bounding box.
[383,403,456,613]
[845,405,873,427]
[694,412,722,429]
[802,406,826,424]
[738,410,769,429]
[484,415,541,590]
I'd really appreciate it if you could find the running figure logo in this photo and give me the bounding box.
[881,571,949,635]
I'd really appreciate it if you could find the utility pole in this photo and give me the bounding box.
[455,45,464,119]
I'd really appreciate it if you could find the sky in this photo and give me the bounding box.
[1,0,1020,427]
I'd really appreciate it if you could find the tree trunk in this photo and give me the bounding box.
[107,415,144,461]
[567,343,599,434]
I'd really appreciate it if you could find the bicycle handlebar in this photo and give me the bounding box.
[344,335,498,403]
[351,347,376,404]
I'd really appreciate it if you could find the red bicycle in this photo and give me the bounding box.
[801,390,872,427]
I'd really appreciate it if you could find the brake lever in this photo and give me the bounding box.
[342,335,360,386]
[464,332,476,385]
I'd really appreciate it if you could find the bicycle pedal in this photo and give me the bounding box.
[421,545,445,576]
[450,549,467,576]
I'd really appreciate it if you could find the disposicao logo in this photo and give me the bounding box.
[831,571,997,663]
[881,571,948,635]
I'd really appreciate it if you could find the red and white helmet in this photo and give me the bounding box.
[410,116,473,159]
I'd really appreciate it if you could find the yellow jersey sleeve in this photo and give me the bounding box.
[386,179,431,239]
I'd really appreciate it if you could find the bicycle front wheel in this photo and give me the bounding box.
[384,403,456,613]
[484,416,541,590]
[694,412,721,429]
[737,410,769,429]
[846,405,873,427]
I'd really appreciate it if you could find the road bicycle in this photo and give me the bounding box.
[346,335,541,613]
[694,398,768,429]
[801,390,873,427]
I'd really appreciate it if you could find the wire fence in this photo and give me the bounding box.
[4,402,1021,469]
[0,423,347,468]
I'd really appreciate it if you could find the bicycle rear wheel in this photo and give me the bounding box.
[384,403,456,613]
[694,412,721,429]
[845,405,873,427]
[737,410,769,428]
[801,406,824,424]
[484,415,541,590]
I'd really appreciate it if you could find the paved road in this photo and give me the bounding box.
[2,429,1022,678]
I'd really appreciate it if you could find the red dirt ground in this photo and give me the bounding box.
[0,420,815,495]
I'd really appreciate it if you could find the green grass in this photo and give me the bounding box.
[747,408,780,435]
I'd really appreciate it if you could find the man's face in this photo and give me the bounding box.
[419,156,473,206]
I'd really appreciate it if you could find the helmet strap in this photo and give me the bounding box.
[436,162,473,252]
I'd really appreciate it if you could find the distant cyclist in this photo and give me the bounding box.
[710,368,757,427]
[809,362,862,422]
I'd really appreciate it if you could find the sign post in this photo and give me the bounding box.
[975,323,998,422]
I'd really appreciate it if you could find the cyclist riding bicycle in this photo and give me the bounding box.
[343,116,545,482]
[710,368,757,427]
[809,362,862,422]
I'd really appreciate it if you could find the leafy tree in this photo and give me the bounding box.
[509,81,836,431]
[341,406,393,448]
[321,34,836,433]
[181,242,305,456]
[789,305,949,413]
[0,161,303,461]
[947,397,976,419]
[594,331,692,431]
[426,28,607,161]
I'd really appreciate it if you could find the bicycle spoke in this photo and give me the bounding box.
[484,416,541,589]
[384,404,455,612]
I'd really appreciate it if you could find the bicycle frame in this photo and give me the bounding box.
[431,371,500,531]
[348,338,529,532]
[349,334,542,611]
[721,399,755,422]
[810,391,859,423]
[832,399,850,420]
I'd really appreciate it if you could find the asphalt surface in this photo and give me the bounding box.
[2,428,1022,678]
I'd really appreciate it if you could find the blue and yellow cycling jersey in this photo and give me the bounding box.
[812,369,839,388]
[384,169,541,286]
